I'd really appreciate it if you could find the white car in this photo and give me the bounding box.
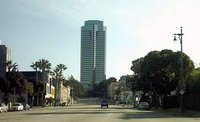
[0,103,8,113]
[11,103,24,111]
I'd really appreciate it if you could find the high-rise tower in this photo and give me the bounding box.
[81,20,106,90]
[0,45,11,78]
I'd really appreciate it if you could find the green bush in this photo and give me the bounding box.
[61,102,66,106]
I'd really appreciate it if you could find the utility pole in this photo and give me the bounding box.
[71,87,73,105]
[173,26,185,113]
[14,87,16,102]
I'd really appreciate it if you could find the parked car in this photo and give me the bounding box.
[11,103,24,111]
[101,100,108,108]
[138,102,150,110]
[22,103,31,111]
[0,103,8,113]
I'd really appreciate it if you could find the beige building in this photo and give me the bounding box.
[45,82,55,99]
[55,81,71,105]
[60,85,70,104]
[107,82,120,101]
[118,76,133,104]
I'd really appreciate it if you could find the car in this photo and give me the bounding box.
[22,103,31,111]
[138,102,150,110]
[0,103,8,113]
[11,103,24,111]
[101,100,108,108]
[119,101,126,105]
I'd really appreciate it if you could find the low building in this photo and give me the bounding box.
[45,82,55,99]
[118,75,133,104]
[20,71,54,106]
[107,82,120,101]
[55,81,71,106]
[45,81,55,106]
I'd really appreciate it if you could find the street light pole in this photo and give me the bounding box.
[173,26,184,113]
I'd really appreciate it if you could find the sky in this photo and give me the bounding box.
[0,0,200,81]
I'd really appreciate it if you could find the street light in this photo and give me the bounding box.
[173,26,185,113]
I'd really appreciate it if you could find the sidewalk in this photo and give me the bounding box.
[159,108,200,117]
[32,105,71,110]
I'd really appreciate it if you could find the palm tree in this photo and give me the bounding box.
[6,60,18,72]
[53,64,67,106]
[5,60,12,72]
[38,59,51,73]
[30,59,51,106]
[54,64,67,79]
[38,59,51,106]
[5,60,18,102]
[30,61,40,81]
[30,61,40,106]
[30,62,40,72]
[5,61,30,103]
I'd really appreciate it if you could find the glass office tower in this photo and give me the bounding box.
[81,20,106,90]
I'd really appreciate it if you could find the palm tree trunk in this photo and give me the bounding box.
[55,78,58,106]
[36,69,39,106]
[41,69,46,107]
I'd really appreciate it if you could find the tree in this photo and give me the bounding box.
[0,76,10,103]
[89,77,118,98]
[5,60,18,72]
[54,64,67,80]
[0,77,9,92]
[30,61,40,82]
[46,97,54,105]
[38,59,51,73]
[53,64,67,106]
[33,59,51,106]
[26,82,34,96]
[30,61,40,105]
[131,58,143,75]
[131,49,194,108]
[63,75,85,99]
[39,59,51,106]
[1,61,34,104]
[5,71,30,103]
[107,77,117,84]
[28,78,43,106]
[184,67,200,110]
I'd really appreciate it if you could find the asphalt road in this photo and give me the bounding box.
[0,99,200,122]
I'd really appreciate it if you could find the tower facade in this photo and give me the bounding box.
[81,20,106,90]
[0,45,11,78]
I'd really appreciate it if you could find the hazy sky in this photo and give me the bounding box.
[0,0,200,80]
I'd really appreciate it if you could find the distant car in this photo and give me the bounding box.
[0,103,8,113]
[138,102,149,110]
[119,101,126,105]
[11,103,24,111]
[101,100,108,108]
[22,103,31,111]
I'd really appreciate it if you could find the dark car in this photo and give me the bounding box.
[22,103,31,111]
[101,100,108,108]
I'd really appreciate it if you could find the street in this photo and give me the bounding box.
[0,99,200,122]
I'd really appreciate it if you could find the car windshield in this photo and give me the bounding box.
[141,102,148,105]
[102,100,107,103]
[12,103,21,106]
